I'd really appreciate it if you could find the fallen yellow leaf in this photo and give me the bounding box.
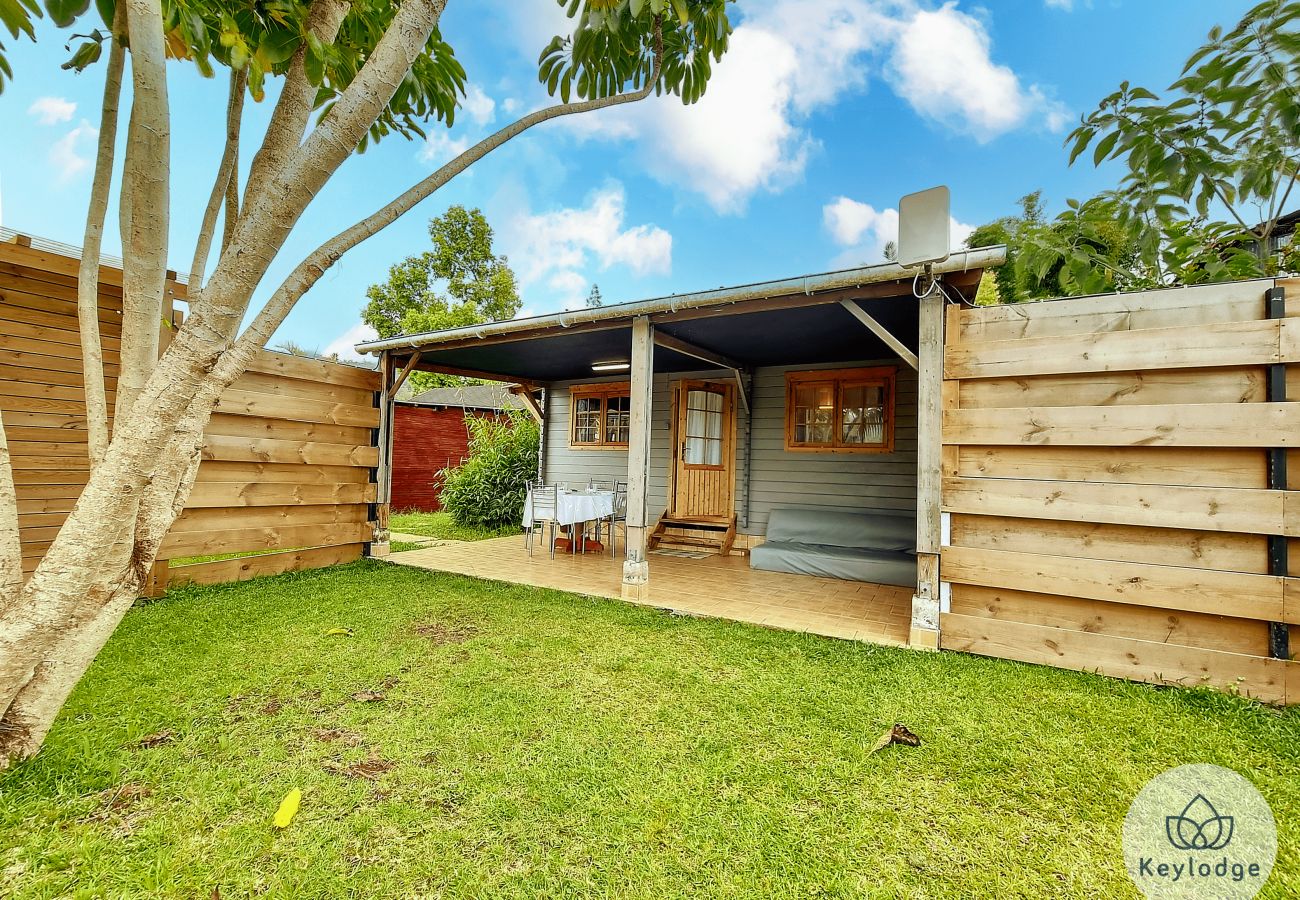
[273,788,302,829]
[325,627,353,637]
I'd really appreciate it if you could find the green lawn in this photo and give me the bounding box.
[2,561,1297,898]
[390,509,517,541]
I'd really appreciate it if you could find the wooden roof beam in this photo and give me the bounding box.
[652,330,744,372]
[839,300,919,371]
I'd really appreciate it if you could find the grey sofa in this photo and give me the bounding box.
[749,507,916,587]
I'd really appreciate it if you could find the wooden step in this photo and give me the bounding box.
[649,512,737,555]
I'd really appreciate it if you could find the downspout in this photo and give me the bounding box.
[537,387,548,484]
[741,368,754,532]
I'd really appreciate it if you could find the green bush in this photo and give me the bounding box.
[438,410,539,529]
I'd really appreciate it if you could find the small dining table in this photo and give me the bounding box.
[523,488,616,554]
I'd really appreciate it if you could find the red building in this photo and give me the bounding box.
[391,385,521,512]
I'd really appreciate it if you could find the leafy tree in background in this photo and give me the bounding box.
[584,283,603,307]
[363,205,518,390]
[969,0,1299,302]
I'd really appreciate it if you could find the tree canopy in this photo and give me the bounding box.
[363,205,519,389]
[969,0,1299,302]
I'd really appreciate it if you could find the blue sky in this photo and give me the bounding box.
[0,0,1251,359]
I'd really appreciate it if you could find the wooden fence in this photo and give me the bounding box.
[939,277,1300,704]
[1,234,381,593]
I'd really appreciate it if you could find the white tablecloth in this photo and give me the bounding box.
[523,489,615,527]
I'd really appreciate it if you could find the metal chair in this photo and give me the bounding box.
[524,483,560,558]
[608,478,628,557]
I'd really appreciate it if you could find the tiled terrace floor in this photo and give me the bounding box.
[388,535,912,646]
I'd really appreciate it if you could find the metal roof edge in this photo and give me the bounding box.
[355,246,1005,355]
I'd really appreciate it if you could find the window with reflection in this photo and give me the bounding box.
[785,367,895,452]
[683,388,725,467]
[569,383,631,448]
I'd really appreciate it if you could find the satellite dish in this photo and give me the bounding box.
[897,185,951,269]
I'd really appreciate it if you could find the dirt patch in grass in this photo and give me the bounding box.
[312,728,364,746]
[412,621,479,646]
[135,730,174,749]
[324,756,395,781]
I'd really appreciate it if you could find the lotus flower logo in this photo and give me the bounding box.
[1166,794,1235,851]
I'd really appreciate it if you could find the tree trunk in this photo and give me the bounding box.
[77,9,127,466]
[114,0,171,423]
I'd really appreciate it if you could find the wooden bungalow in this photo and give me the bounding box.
[358,257,1300,705]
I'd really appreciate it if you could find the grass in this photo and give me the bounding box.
[170,548,294,567]
[389,540,425,553]
[1,561,1297,898]
[390,509,517,542]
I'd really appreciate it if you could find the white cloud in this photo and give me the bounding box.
[888,3,1068,142]
[502,97,521,115]
[326,321,378,364]
[555,0,1066,212]
[419,130,471,165]
[501,183,672,308]
[822,195,974,267]
[50,120,98,184]
[1045,0,1074,8]
[461,84,496,126]
[28,96,75,125]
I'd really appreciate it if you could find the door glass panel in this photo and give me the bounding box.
[684,388,724,466]
[604,395,630,444]
[573,396,602,444]
[792,383,834,444]
[841,383,885,445]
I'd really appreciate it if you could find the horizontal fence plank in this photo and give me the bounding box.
[0,362,117,390]
[950,280,1273,342]
[169,503,368,534]
[958,368,1266,409]
[943,476,1294,536]
[0,296,124,336]
[949,583,1270,656]
[245,352,379,391]
[955,445,1267,489]
[214,388,380,428]
[200,434,379,468]
[0,315,123,351]
[206,412,373,447]
[948,514,1270,574]
[940,545,1289,623]
[160,521,373,557]
[184,481,377,508]
[946,318,1292,380]
[231,370,375,407]
[939,613,1288,703]
[193,461,371,485]
[944,403,1300,447]
[0,241,128,288]
[166,543,365,589]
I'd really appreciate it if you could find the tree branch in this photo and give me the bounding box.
[77,9,126,468]
[241,0,351,217]
[115,0,171,422]
[236,42,666,356]
[191,0,444,338]
[189,69,246,291]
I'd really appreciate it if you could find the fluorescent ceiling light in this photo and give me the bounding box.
[592,360,631,372]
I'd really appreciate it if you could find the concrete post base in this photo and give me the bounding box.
[909,589,939,651]
[908,625,940,651]
[621,559,650,602]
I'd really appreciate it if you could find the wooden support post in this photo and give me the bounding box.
[369,351,394,557]
[910,287,944,649]
[513,386,544,425]
[622,316,654,601]
[142,558,170,599]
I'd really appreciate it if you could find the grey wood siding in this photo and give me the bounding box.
[542,358,915,536]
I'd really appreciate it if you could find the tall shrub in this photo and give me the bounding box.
[439,411,540,529]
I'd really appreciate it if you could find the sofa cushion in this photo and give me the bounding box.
[763,507,915,552]
[749,541,915,587]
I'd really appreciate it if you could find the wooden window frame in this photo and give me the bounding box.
[784,366,896,453]
[569,382,632,449]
